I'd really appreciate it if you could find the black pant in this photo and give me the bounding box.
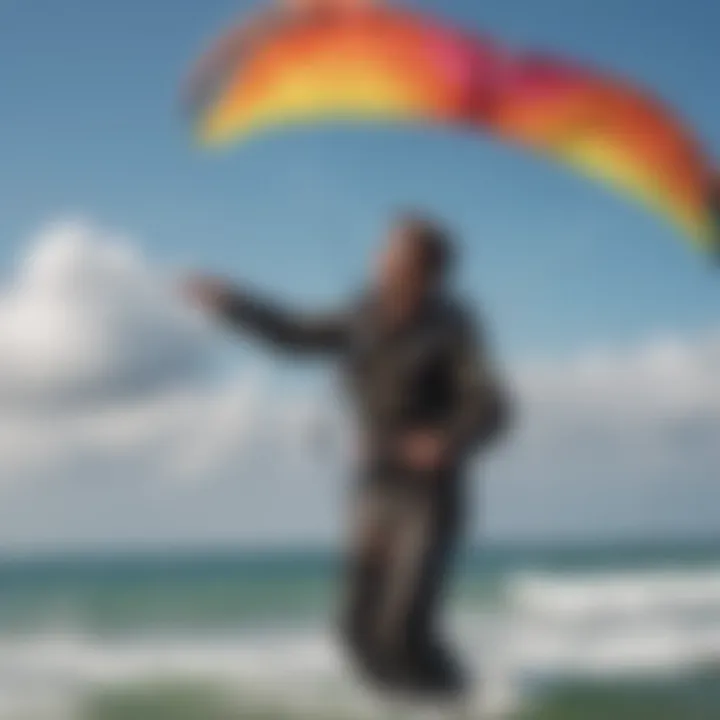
[341,471,466,698]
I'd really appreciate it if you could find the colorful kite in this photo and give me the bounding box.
[186,0,719,255]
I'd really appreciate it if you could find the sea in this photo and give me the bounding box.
[2,540,720,719]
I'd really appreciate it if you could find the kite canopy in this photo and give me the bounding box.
[186,0,719,256]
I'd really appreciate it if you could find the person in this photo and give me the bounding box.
[184,212,512,701]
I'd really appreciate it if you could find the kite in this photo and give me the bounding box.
[185,0,720,255]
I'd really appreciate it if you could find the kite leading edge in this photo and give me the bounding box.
[185,0,720,257]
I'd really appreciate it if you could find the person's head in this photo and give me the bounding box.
[375,212,456,308]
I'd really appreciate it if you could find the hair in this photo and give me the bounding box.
[395,211,456,283]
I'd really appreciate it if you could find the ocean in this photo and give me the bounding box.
[1,541,720,719]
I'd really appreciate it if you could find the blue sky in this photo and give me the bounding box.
[1,0,719,361]
[0,1,719,549]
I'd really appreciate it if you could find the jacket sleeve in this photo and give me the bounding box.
[215,286,350,355]
[445,308,513,459]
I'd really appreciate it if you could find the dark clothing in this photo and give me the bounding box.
[344,471,466,696]
[217,287,509,697]
[219,289,509,470]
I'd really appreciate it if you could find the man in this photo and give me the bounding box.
[185,213,511,700]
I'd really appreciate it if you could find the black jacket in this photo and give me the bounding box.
[217,287,511,470]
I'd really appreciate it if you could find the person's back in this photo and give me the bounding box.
[184,212,511,701]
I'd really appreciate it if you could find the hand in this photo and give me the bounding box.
[181,274,232,313]
[397,430,448,473]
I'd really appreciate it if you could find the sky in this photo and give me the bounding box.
[0,0,718,552]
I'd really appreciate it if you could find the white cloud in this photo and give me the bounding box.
[0,220,350,548]
[0,219,214,405]
[487,336,720,541]
[0,219,717,549]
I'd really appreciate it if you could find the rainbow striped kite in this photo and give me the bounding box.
[186,0,719,256]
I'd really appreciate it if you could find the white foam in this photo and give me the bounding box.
[510,567,720,617]
[2,565,720,718]
[502,565,720,678]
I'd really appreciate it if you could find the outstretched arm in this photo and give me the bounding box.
[185,275,350,355]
